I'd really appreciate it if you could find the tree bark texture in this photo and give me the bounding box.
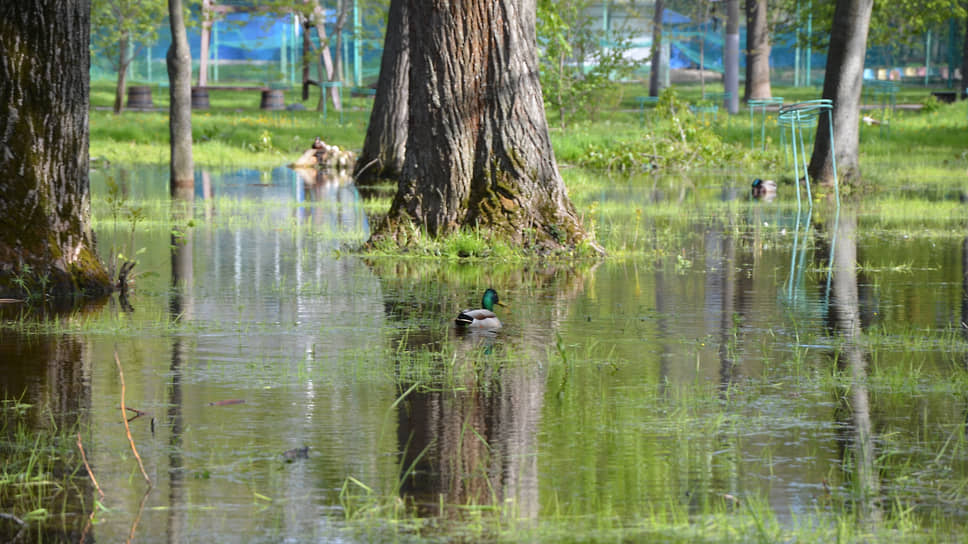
[649,0,664,97]
[808,0,873,186]
[354,0,409,184]
[0,0,111,298]
[167,0,195,199]
[744,0,772,101]
[724,0,740,113]
[372,0,591,251]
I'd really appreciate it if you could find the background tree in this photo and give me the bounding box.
[0,0,111,297]
[724,0,740,113]
[962,1,968,96]
[354,0,408,183]
[536,0,639,128]
[782,0,966,71]
[369,0,594,252]
[91,0,167,114]
[649,0,665,97]
[807,0,874,185]
[265,0,349,111]
[168,0,194,198]
[308,0,348,112]
[744,0,772,100]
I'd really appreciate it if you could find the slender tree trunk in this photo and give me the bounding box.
[332,0,348,103]
[371,0,594,252]
[808,0,873,186]
[961,5,968,97]
[0,0,111,298]
[114,33,129,114]
[744,0,772,101]
[354,0,408,184]
[167,0,194,199]
[312,2,342,112]
[649,0,664,97]
[700,1,707,95]
[724,0,740,113]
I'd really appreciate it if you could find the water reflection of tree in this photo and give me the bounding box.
[703,213,756,504]
[368,261,593,522]
[963,235,968,366]
[0,309,99,540]
[166,197,194,541]
[825,208,882,527]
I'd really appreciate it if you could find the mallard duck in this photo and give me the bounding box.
[751,178,777,201]
[455,288,505,329]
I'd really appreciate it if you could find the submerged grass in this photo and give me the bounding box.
[0,398,93,541]
[5,80,962,542]
[326,331,968,542]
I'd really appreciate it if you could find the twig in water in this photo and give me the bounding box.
[115,351,151,487]
[0,513,25,525]
[127,487,151,544]
[354,157,381,178]
[125,406,150,422]
[0,512,26,542]
[76,432,104,499]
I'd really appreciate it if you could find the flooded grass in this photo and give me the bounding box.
[0,398,94,542]
[3,155,968,541]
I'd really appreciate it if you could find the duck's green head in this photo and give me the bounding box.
[482,288,501,311]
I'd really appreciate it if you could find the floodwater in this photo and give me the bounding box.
[2,165,967,542]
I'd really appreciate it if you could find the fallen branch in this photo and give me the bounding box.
[0,512,26,543]
[208,399,245,406]
[354,157,381,178]
[115,351,151,487]
[125,406,150,422]
[0,513,25,527]
[76,432,104,499]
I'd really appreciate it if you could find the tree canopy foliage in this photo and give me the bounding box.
[91,0,167,113]
[536,0,640,128]
[777,0,966,49]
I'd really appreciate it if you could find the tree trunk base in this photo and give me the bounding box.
[367,211,602,257]
[0,245,112,300]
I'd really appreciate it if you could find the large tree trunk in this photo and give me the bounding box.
[808,0,873,186]
[649,0,664,97]
[724,0,740,113]
[167,0,194,199]
[114,33,130,114]
[354,0,408,184]
[744,0,772,101]
[0,0,111,298]
[370,0,593,252]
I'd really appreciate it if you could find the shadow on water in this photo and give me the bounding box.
[3,166,968,540]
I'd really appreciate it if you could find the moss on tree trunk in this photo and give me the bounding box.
[368,0,595,253]
[0,0,112,299]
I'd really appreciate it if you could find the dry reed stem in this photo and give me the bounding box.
[115,350,152,487]
[76,432,104,499]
